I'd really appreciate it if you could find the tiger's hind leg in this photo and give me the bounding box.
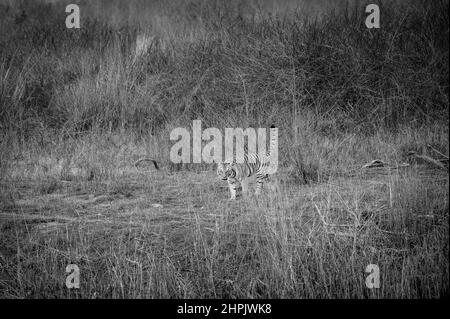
[267,175,280,194]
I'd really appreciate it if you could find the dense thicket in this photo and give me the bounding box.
[0,0,448,139]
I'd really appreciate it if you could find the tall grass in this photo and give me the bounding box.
[0,165,448,298]
[0,0,448,175]
[0,0,448,298]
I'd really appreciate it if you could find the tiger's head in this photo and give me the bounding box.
[216,162,236,180]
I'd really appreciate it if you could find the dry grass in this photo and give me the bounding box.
[0,161,448,298]
[0,0,448,298]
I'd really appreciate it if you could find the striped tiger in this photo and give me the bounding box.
[217,125,278,200]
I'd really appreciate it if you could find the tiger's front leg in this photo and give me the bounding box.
[241,179,249,198]
[228,179,237,200]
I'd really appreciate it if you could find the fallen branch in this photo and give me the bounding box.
[362,159,387,169]
[408,151,447,170]
[427,144,449,160]
[361,160,410,169]
[134,158,160,170]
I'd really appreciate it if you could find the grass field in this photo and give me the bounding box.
[0,0,448,298]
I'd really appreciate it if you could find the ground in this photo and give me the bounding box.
[0,163,448,298]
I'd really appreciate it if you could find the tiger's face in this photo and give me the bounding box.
[217,162,235,180]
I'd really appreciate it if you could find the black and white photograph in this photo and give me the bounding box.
[0,0,448,302]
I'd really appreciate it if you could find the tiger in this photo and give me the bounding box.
[216,125,278,200]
